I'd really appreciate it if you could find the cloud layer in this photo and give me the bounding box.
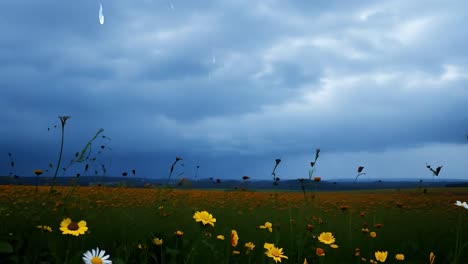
[1,0,467,180]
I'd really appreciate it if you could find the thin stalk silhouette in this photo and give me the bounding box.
[50,115,70,193]
[167,156,183,186]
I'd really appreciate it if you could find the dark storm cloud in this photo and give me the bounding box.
[1,0,467,179]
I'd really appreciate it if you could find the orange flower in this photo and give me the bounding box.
[316,247,325,256]
[231,230,239,247]
[314,177,321,182]
[340,205,350,211]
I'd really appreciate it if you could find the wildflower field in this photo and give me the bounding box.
[0,185,467,264]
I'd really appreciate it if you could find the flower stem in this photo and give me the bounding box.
[50,123,65,193]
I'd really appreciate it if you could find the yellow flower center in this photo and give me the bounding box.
[67,221,79,231]
[91,257,103,264]
[270,247,282,257]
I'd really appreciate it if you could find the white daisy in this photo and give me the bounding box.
[454,200,468,209]
[82,247,112,264]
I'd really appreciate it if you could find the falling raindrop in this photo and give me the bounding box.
[99,3,105,25]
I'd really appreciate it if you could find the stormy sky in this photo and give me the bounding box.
[1,0,467,181]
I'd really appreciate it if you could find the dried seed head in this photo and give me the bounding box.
[58,116,71,126]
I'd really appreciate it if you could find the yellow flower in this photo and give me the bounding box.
[193,211,216,227]
[152,238,163,246]
[318,232,336,244]
[375,251,388,262]
[370,231,377,238]
[330,244,339,248]
[303,258,308,264]
[429,252,435,264]
[59,218,88,236]
[137,243,146,249]
[264,243,288,263]
[175,230,184,237]
[264,243,274,249]
[231,230,239,247]
[259,221,273,232]
[395,253,405,261]
[217,235,225,240]
[37,225,52,232]
[232,250,240,255]
[245,242,255,251]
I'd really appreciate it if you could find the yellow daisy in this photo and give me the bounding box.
[318,232,335,244]
[37,225,52,232]
[193,211,216,227]
[259,221,273,232]
[152,238,163,246]
[395,253,405,261]
[245,242,255,251]
[375,251,388,262]
[264,243,288,263]
[59,218,88,236]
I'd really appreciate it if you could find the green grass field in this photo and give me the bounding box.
[0,185,467,264]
